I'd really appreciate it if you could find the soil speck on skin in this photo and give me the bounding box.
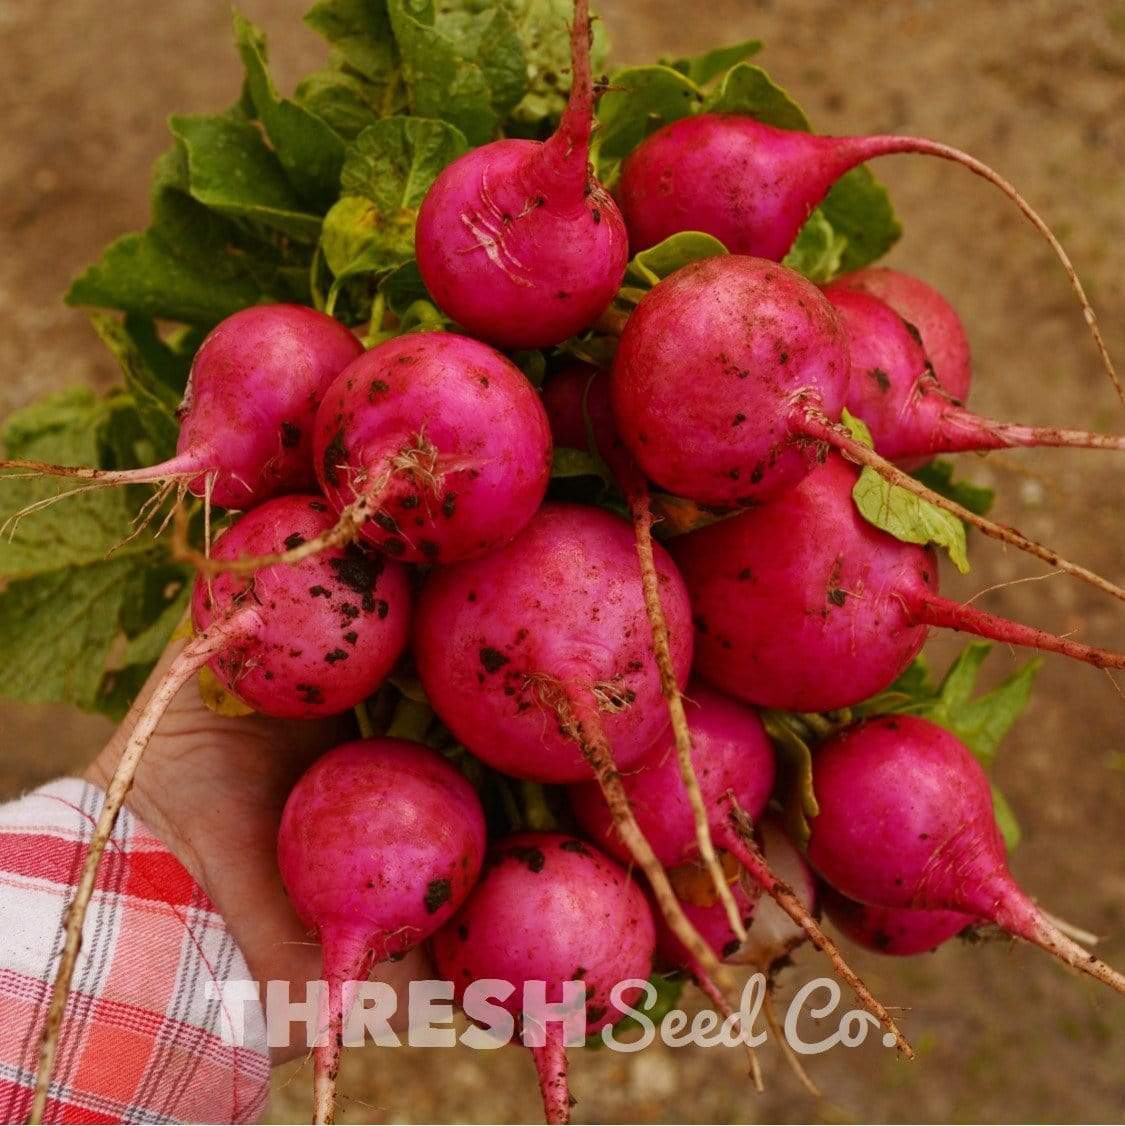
[559,839,590,857]
[284,532,305,550]
[480,647,510,673]
[424,878,452,914]
[280,421,301,448]
[329,544,384,593]
[322,429,347,486]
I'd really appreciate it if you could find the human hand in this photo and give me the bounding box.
[84,636,431,1064]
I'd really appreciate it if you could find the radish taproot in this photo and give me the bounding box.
[671,454,1125,713]
[615,114,1120,402]
[822,889,976,957]
[35,494,413,1116]
[807,715,1125,993]
[415,0,627,349]
[432,832,654,1124]
[569,682,912,1057]
[823,283,1125,464]
[412,501,739,1006]
[610,255,1125,603]
[3,304,363,509]
[279,738,486,1124]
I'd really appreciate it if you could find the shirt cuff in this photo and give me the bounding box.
[0,778,270,1124]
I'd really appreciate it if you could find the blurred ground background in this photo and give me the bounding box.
[1,0,1123,1121]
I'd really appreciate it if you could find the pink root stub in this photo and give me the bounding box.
[312,332,552,564]
[610,255,850,506]
[822,887,977,957]
[569,681,776,867]
[415,0,627,348]
[178,304,364,507]
[829,267,972,403]
[431,831,656,1035]
[413,502,694,783]
[190,494,411,718]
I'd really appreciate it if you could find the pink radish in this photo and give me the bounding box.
[279,738,486,1123]
[413,500,741,1009]
[671,454,1125,713]
[823,283,1125,464]
[415,0,627,348]
[413,502,691,785]
[614,114,1120,401]
[822,889,976,957]
[609,255,1125,604]
[806,715,1125,993]
[829,266,971,402]
[35,494,413,1113]
[431,832,654,1124]
[191,495,412,716]
[3,305,363,508]
[308,332,552,565]
[569,682,911,1057]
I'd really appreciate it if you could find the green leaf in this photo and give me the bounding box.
[121,316,200,398]
[819,166,901,273]
[667,39,762,87]
[991,786,1022,852]
[625,231,728,288]
[66,229,264,326]
[503,0,608,128]
[842,409,970,574]
[595,65,702,168]
[550,446,604,479]
[703,63,809,131]
[169,112,323,242]
[304,0,399,86]
[386,0,499,146]
[89,314,181,461]
[234,11,347,209]
[295,66,385,139]
[380,258,431,316]
[783,209,847,284]
[433,1,526,120]
[585,973,686,1049]
[761,710,820,847]
[321,116,468,281]
[0,389,177,716]
[914,458,995,516]
[0,389,154,579]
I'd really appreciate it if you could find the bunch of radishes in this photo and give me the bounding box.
[13,2,1125,1123]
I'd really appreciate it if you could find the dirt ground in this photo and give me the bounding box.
[1,1,1123,1122]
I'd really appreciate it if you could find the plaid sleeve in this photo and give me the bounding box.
[0,779,270,1125]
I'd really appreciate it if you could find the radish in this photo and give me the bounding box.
[412,501,739,1009]
[610,255,1125,603]
[194,332,553,577]
[541,365,738,936]
[671,454,1125,713]
[806,715,1125,993]
[822,283,1125,464]
[569,682,912,1057]
[3,305,363,509]
[822,889,976,957]
[615,114,1121,402]
[414,0,628,348]
[828,266,972,402]
[431,832,654,1124]
[35,494,413,1110]
[279,738,486,1124]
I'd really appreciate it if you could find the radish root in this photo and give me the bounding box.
[720,796,914,1060]
[29,609,260,1125]
[628,488,747,945]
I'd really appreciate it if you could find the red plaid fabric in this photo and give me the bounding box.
[0,780,269,1124]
